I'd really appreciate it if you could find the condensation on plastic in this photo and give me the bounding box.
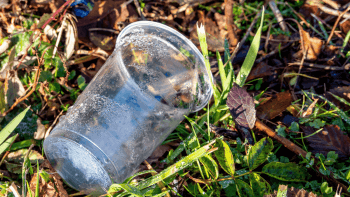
[44,21,213,195]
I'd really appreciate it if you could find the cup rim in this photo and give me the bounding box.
[116,21,213,112]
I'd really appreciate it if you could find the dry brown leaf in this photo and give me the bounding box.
[28,160,69,197]
[256,91,293,120]
[246,62,274,81]
[190,17,225,52]
[6,71,25,107]
[300,29,323,61]
[34,118,46,140]
[264,184,318,197]
[302,125,350,160]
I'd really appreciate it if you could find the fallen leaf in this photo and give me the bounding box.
[263,184,318,197]
[227,84,256,130]
[302,125,350,160]
[7,149,44,164]
[246,62,274,82]
[28,160,69,197]
[64,15,77,60]
[256,91,293,120]
[6,71,25,107]
[34,118,46,140]
[299,29,323,61]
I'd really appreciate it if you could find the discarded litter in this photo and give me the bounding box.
[43,21,213,195]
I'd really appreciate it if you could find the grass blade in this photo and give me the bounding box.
[217,50,227,90]
[0,134,17,155]
[0,107,30,145]
[136,140,216,190]
[35,160,40,197]
[236,7,265,87]
[109,184,143,197]
[197,23,220,105]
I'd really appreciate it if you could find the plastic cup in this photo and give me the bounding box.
[43,21,213,195]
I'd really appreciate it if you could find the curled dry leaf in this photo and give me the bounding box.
[34,118,46,140]
[256,91,293,120]
[302,125,350,160]
[227,84,256,130]
[298,29,323,61]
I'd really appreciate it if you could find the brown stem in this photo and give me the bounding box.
[255,119,308,157]
[254,119,349,194]
[1,65,41,117]
[225,0,239,47]
[326,5,350,45]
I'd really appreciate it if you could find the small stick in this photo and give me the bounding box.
[256,42,293,63]
[254,119,349,194]
[289,62,350,70]
[1,65,41,117]
[225,0,239,47]
[264,23,272,52]
[321,0,340,10]
[313,1,350,19]
[326,6,350,45]
[133,0,146,20]
[268,0,288,32]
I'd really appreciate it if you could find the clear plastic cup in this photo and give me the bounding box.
[43,21,213,195]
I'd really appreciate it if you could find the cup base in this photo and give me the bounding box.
[44,135,112,195]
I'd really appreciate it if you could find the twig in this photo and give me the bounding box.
[321,0,340,10]
[268,0,288,32]
[288,62,349,70]
[41,0,74,29]
[1,65,41,117]
[185,173,211,185]
[223,7,263,68]
[255,119,349,194]
[255,119,307,157]
[312,1,350,19]
[255,42,292,63]
[52,15,67,58]
[225,0,239,47]
[326,6,350,45]
[264,23,272,52]
[133,0,146,20]
[285,2,324,38]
